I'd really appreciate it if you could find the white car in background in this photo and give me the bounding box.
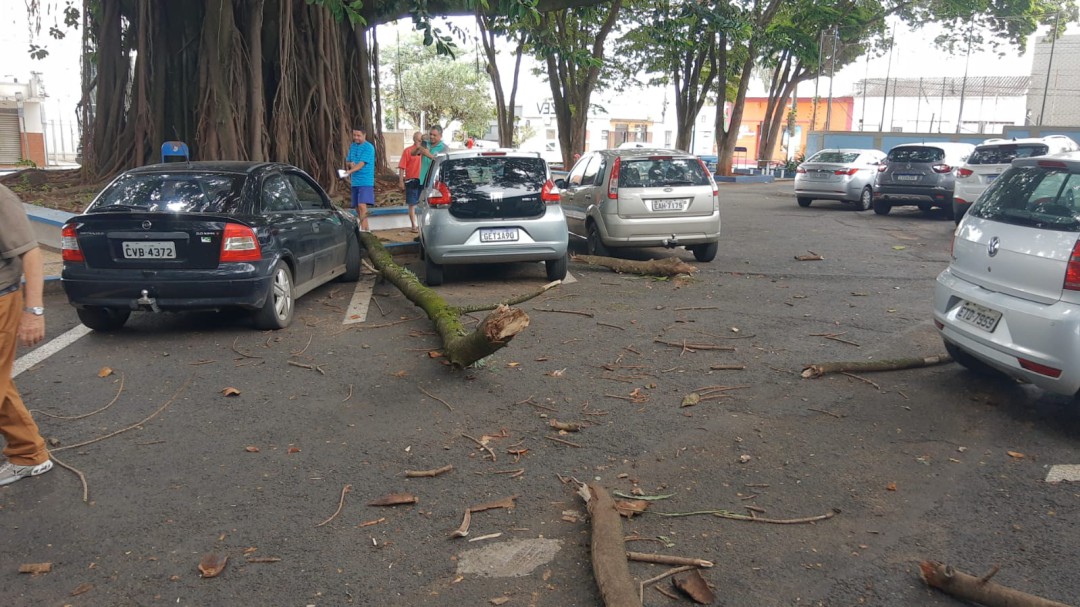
[952,135,1079,224]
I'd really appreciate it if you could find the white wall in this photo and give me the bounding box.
[1028,34,1080,126]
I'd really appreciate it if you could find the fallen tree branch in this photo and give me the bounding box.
[919,560,1073,607]
[577,483,642,607]
[654,339,736,352]
[802,355,953,378]
[361,233,530,367]
[455,280,562,314]
[573,254,696,277]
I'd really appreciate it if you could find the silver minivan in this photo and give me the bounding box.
[873,142,975,217]
[556,149,721,262]
[934,152,1080,395]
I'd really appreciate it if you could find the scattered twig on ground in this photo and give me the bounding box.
[802,355,953,378]
[492,468,525,478]
[342,384,353,403]
[624,346,641,355]
[545,435,582,448]
[653,339,735,352]
[808,407,845,419]
[52,373,193,453]
[371,294,386,316]
[405,464,453,478]
[596,322,625,331]
[461,434,496,461]
[533,307,595,318]
[231,337,262,359]
[419,387,453,411]
[627,552,713,568]
[515,396,559,412]
[673,306,719,311]
[640,566,696,604]
[654,507,840,524]
[841,372,881,390]
[455,280,562,314]
[315,484,352,527]
[330,316,421,336]
[291,335,313,356]
[50,454,88,503]
[34,373,125,420]
[710,364,746,370]
[189,359,216,366]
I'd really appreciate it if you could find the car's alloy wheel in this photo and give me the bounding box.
[691,241,718,262]
[425,255,444,286]
[872,199,891,215]
[254,261,294,329]
[77,307,130,332]
[797,197,812,208]
[587,222,611,257]
[546,254,568,281]
[856,187,872,211]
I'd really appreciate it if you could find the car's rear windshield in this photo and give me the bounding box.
[887,147,944,163]
[440,156,547,219]
[807,151,860,163]
[619,158,710,187]
[970,166,1080,232]
[91,173,246,214]
[968,144,1050,165]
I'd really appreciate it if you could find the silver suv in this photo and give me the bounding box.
[873,142,975,217]
[556,149,721,262]
[418,150,569,286]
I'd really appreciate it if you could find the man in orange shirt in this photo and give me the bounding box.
[398,131,423,232]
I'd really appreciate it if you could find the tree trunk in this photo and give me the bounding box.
[359,233,532,367]
[196,0,243,160]
[673,42,716,153]
[716,48,755,176]
[247,0,267,161]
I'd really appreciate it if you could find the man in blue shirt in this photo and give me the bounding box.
[345,128,376,231]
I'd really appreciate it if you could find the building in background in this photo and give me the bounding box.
[0,73,48,168]
[1028,33,1080,126]
[852,76,1029,135]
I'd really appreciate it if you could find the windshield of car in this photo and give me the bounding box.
[440,156,548,219]
[970,166,1080,232]
[619,158,710,187]
[887,147,944,163]
[90,173,246,214]
[807,151,860,163]
[968,144,1050,165]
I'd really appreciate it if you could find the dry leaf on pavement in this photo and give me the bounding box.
[469,495,518,513]
[681,393,701,407]
[197,554,228,578]
[97,367,113,378]
[615,499,649,517]
[1007,451,1025,459]
[221,387,241,397]
[673,569,716,604]
[244,446,260,453]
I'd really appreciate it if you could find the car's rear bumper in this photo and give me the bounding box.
[794,179,864,201]
[422,211,569,265]
[599,211,721,248]
[62,262,273,311]
[874,184,952,206]
[934,267,1080,396]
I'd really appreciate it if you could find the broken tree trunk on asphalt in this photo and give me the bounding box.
[359,232,531,367]
[801,355,953,379]
[919,560,1074,607]
[573,254,697,277]
[577,483,642,607]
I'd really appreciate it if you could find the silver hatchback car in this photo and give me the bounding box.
[418,150,569,286]
[794,148,885,210]
[934,152,1080,396]
[556,148,721,262]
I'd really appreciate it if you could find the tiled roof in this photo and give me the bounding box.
[853,76,1030,98]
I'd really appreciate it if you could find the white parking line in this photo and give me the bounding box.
[343,275,376,324]
[1046,465,1080,483]
[13,324,93,378]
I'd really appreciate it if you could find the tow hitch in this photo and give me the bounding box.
[136,289,161,312]
[661,234,680,248]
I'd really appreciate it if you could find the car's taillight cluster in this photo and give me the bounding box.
[1064,240,1080,291]
[220,223,262,262]
[61,224,84,262]
[607,157,621,200]
[428,181,452,206]
[931,164,953,174]
[540,179,561,203]
[796,167,807,174]
[695,158,719,209]
[877,164,888,172]
[955,168,974,178]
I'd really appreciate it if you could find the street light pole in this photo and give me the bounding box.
[1038,12,1060,127]
[956,18,973,134]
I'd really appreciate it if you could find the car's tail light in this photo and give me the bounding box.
[1063,240,1080,291]
[480,151,506,156]
[956,168,974,178]
[607,157,621,200]
[61,224,84,262]
[427,181,452,206]
[932,164,953,174]
[220,223,261,262]
[1038,160,1068,169]
[796,167,806,174]
[541,179,560,203]
[1018,357,1062,378]
[834,168,859,176]
[877,164,888,172]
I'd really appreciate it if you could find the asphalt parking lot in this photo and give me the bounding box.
[4,181,1079,607]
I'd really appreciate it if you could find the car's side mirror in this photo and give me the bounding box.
[554,179,568,189]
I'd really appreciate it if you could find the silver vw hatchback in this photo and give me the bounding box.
[418,150,569,286]
[934,152,1080,395]
[556,148,721,262]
